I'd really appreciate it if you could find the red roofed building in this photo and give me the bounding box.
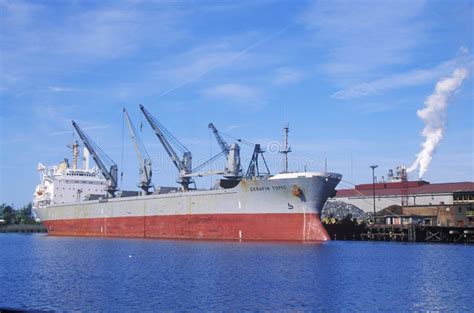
[333,180,473,209]
[328,166,474,226]
[330,180,474,226]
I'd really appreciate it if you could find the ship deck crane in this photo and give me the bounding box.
[72,121,118,196]
[123,108,153,195]
[139,105,194,190]
[208,123,242,179]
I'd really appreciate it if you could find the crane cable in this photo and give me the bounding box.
[120,111,125,187]
[219,130,255,147]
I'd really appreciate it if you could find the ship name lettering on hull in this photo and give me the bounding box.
[249,185,287,192]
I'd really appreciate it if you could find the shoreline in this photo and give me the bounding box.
[0,224,47,233]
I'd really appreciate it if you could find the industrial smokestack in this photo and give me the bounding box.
[407,68,468,178]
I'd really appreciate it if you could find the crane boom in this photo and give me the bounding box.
[139,104,193,190]
[72,121,118,196]
[208,123,230,155]
[123,108,153,194]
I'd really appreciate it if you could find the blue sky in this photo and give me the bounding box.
[1,0,473,206]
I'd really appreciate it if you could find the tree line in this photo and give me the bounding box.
[0,203,37,225]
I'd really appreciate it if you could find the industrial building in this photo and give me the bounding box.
[330,166,474,227]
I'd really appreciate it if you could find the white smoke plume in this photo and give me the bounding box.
[408,68,468,178]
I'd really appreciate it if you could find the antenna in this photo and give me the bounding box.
[279,124,291,173]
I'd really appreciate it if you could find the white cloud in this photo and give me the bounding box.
[301,0,427,84]
[225,124,249,132]
[151,29,287,98]
[273,67,304,85]
[332,52,473,99]
[203,83,262,105]
[59,5,184,59]
[1,1,290,102]
[332,67,442,99]
[155,46,249,85]
[49,124,111,136]
[48,86,76,92]
[0,1,185,92]
[65,9,139,58]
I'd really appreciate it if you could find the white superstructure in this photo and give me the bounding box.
[33,146,108,209]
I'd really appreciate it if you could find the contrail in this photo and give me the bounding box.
[50,124,111,136]
[156,24,293,98]
[407,68,468,178]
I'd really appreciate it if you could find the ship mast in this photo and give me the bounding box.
[279,124,291,173]
[69,141,79,170]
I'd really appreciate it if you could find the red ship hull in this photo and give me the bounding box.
[43,213,330,241]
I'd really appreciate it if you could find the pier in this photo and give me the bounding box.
[325,222,474,243]
[363,224,474,243]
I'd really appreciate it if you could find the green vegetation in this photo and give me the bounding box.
[0,203,38,225]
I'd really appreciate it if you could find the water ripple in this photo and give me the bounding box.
[0,234,473,311]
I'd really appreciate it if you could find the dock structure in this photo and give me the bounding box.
[361,224,474,243]
[361,224,412,242]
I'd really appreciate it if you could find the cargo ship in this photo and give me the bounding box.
[33,105,342,241]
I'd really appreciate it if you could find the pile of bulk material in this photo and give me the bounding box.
[322,201,367,221]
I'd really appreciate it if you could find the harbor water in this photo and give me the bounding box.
[1,234,472,311]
